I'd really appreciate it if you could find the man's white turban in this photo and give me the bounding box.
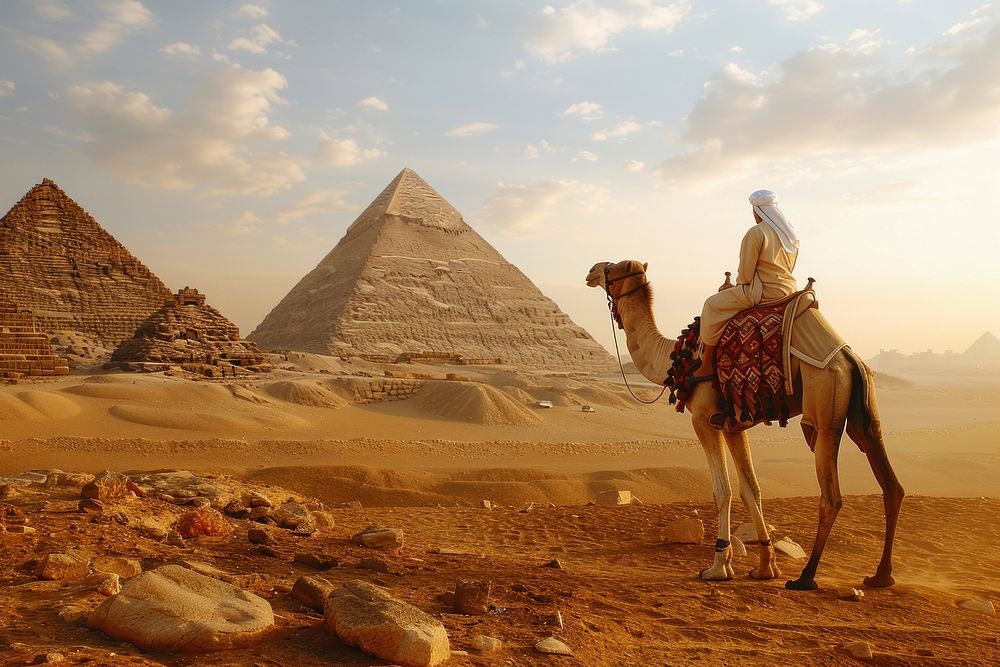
[750,189,799,253]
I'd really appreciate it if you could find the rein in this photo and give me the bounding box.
[604,270,667,405]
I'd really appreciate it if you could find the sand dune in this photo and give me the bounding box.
[263,380,349,409]
[409,381,542,426]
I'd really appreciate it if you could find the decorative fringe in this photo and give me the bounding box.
[664,316,703,414]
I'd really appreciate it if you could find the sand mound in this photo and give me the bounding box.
[499,386,536,405]
[246,465,445,506]
[0,393,81,421]
[410,381,541,426]
[15,391,81,419]
[570,386,634,409]
[263,380,348,409]
[108,405,310,433]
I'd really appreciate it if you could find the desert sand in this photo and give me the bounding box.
[2,356,1000,665]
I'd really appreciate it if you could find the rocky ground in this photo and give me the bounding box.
[1,469,998,666]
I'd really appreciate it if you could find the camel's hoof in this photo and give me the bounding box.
[749,566,781,580]
[699,567,733,582]
[785,577,818,591]
[863,573,895,588]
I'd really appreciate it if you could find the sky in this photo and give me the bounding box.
[1,0,998,359]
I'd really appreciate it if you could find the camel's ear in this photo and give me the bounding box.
[643,262,648,271]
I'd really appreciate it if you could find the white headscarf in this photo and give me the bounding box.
[749,189,799,253]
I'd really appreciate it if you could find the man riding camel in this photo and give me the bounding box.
[695,190,800,383]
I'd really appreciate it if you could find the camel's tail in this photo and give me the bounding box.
[843,347,884,452]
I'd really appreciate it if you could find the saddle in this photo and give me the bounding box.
[665,279,845,428]
[714,287,816,427]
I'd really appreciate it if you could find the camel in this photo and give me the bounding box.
[585,259,904,590]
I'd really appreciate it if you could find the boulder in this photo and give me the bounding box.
[36,553,90,581]
[91,556,142,578]
[310,511,335,530]
[174,506,230,539]
[535,636,573,655]
[96,573,121,596]
[471,635,502,653]
[274,502,310,529]
[453,579,491,615]
[248,527,272,544]
[87,565,274,652]
[324,579,449,667]
[294,552,338,570]
[773,537,807,560]
[352,526,404,551]
[844,641,873,659]
[292,575,335,613]
[81,471,133,500]
[663,517,704,544]
[959,599,996,615]
[596,490,632,506]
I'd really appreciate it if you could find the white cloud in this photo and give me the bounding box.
[769,0,823,22]
[524,139,554,159]
[477,180,609,232]
[228,210,262,235]
[720,62,759,83]
[656,27,1000,185]
[212,50,231,64]
[161,41,201,57]
[945,17,988,36]
[276,189,356,224]
[79,0,155,56]
[15,1,154,65]
[65,67,303,196]
[316,137,384,166]
[563,101,604,119]
[576,149,599,161]
[228,24,282,54]
[847,28,886,55]
[623,159,646,172]
[525,1,690,62]
[592,120,641,141]
[0,80,14,97]
[359,96,389,112]
[237,4,268,19]
[446,121,498,137]
[729,45,744,53]
[33,1,73,20]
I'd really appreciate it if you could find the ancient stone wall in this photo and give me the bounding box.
[0,179,172,349]
[0,299,70,379]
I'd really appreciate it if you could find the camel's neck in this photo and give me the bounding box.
[613,286,676,386]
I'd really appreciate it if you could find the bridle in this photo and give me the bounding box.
[601,265,666,405]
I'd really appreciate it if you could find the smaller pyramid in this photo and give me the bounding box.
[112,288,270,374]
[0,297,70,379]
[0,178,173,349]
[962,331,1000,366]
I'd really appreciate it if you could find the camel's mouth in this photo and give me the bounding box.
[585,262,610,288]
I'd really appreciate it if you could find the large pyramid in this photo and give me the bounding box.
[0,179,172,348]
[249,168,614,372]
[962,331,1000,366]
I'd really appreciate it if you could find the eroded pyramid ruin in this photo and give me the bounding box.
[250,168,614,372]
[0,298,70,379]
[0,179,172,349]
[112,288,271,374]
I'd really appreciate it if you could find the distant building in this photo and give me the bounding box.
[868,331,1000,374]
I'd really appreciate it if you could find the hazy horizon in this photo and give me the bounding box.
[2,1,998,359]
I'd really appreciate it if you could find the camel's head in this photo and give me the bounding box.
[586,260,649,296]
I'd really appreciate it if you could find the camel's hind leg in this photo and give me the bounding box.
[847,416,904,588]
[723,430,780,579]
[786,422,845,590]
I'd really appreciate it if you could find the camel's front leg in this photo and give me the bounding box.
[724,430,780,580]
[694,415,734,581]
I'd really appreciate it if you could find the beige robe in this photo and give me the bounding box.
[700,222,798,345]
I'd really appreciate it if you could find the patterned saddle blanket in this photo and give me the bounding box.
[666,288,845,428]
